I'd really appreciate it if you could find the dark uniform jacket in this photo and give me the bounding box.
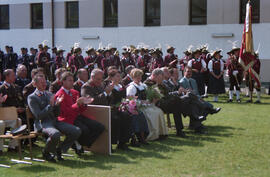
[15,77,31,93]
[122,75,133,88]
[0,82,25,108]
[73,80,84,94]
[49,80,62,94]
[81,81,109,105]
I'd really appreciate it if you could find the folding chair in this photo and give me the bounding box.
[0,107,36,160]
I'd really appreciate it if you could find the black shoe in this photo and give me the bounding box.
[72,143,84,156]
[202,95,208,98]
[254,100,261,104]
[227,99,233,103]
[195,129,206,134]
[188,125,195,130]
[7,147,18,153]
[56,148,64,161]
[75,147,84,156]
[117,143,132,151]
[130,139,141,147]
[211,107,221,114]
[42,151,56,162]
[176,131,186,138]
[140,141,150,145]
[246,99,252,103]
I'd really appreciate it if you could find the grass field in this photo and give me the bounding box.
[1,94,270,177]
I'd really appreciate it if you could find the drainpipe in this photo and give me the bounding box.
[51,0,55,47]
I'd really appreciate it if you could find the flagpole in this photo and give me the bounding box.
[249,68,253,102]
[248,0,253,102]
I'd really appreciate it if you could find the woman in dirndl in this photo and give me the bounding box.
[207,50,225,102]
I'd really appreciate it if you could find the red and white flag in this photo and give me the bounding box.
[239,1,261,87]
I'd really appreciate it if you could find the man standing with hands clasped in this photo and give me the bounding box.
[28,74,81,162]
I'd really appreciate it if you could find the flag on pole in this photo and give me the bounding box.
[239,1,261,88]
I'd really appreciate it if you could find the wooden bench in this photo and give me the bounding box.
[0,107,36,160]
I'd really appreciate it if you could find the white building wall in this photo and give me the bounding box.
[0,0,270,82]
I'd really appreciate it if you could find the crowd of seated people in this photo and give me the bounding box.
[0,43,225,162]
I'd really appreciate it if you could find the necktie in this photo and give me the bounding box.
[189,80,193,90]
[67,91,72,96]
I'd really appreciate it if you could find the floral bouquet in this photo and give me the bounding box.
[145,86,164,103]
[118,96,151,115]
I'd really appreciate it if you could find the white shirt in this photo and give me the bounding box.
[78,79,85,85]
[126,82,147,97]
[3,81,11,87]
[114,84,123,91]
[35,88,46,96]
[187,58,207,69]
[208,59,224,72]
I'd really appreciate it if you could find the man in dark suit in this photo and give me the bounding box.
[23,68,49,100]
[73,68,89,93]
[28,74,81,162]
[179,67,221,133]
[15,65,31,93]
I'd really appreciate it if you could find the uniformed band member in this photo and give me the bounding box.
[84,47,98,72]
[226,47,243,102]
[245,53,261,103]
[0,69,26,124]
[164,46,177,67]
[55,48,65,69]
[200,46,211,98]
[149,48,164,72]
[187,49,207,96]
[3,46,18,71]
[120,47,135,74]
[37,43,52,80]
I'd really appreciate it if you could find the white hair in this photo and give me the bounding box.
[90,69,103,78]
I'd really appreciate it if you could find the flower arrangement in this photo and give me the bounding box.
[118,96,150,115]
[145,86,164,102]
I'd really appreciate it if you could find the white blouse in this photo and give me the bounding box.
[126,81,147,96]
[187,58,207,69]
[208,59,224,72]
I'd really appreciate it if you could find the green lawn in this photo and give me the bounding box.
[1,94,270,177]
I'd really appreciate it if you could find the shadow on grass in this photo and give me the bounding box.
[17,165,56,172]
[0,124,244,172]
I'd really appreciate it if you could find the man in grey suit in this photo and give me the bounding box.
[28,74,81,162]
[179,67,221,133]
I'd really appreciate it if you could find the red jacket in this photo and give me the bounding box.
[55,87,87,125]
